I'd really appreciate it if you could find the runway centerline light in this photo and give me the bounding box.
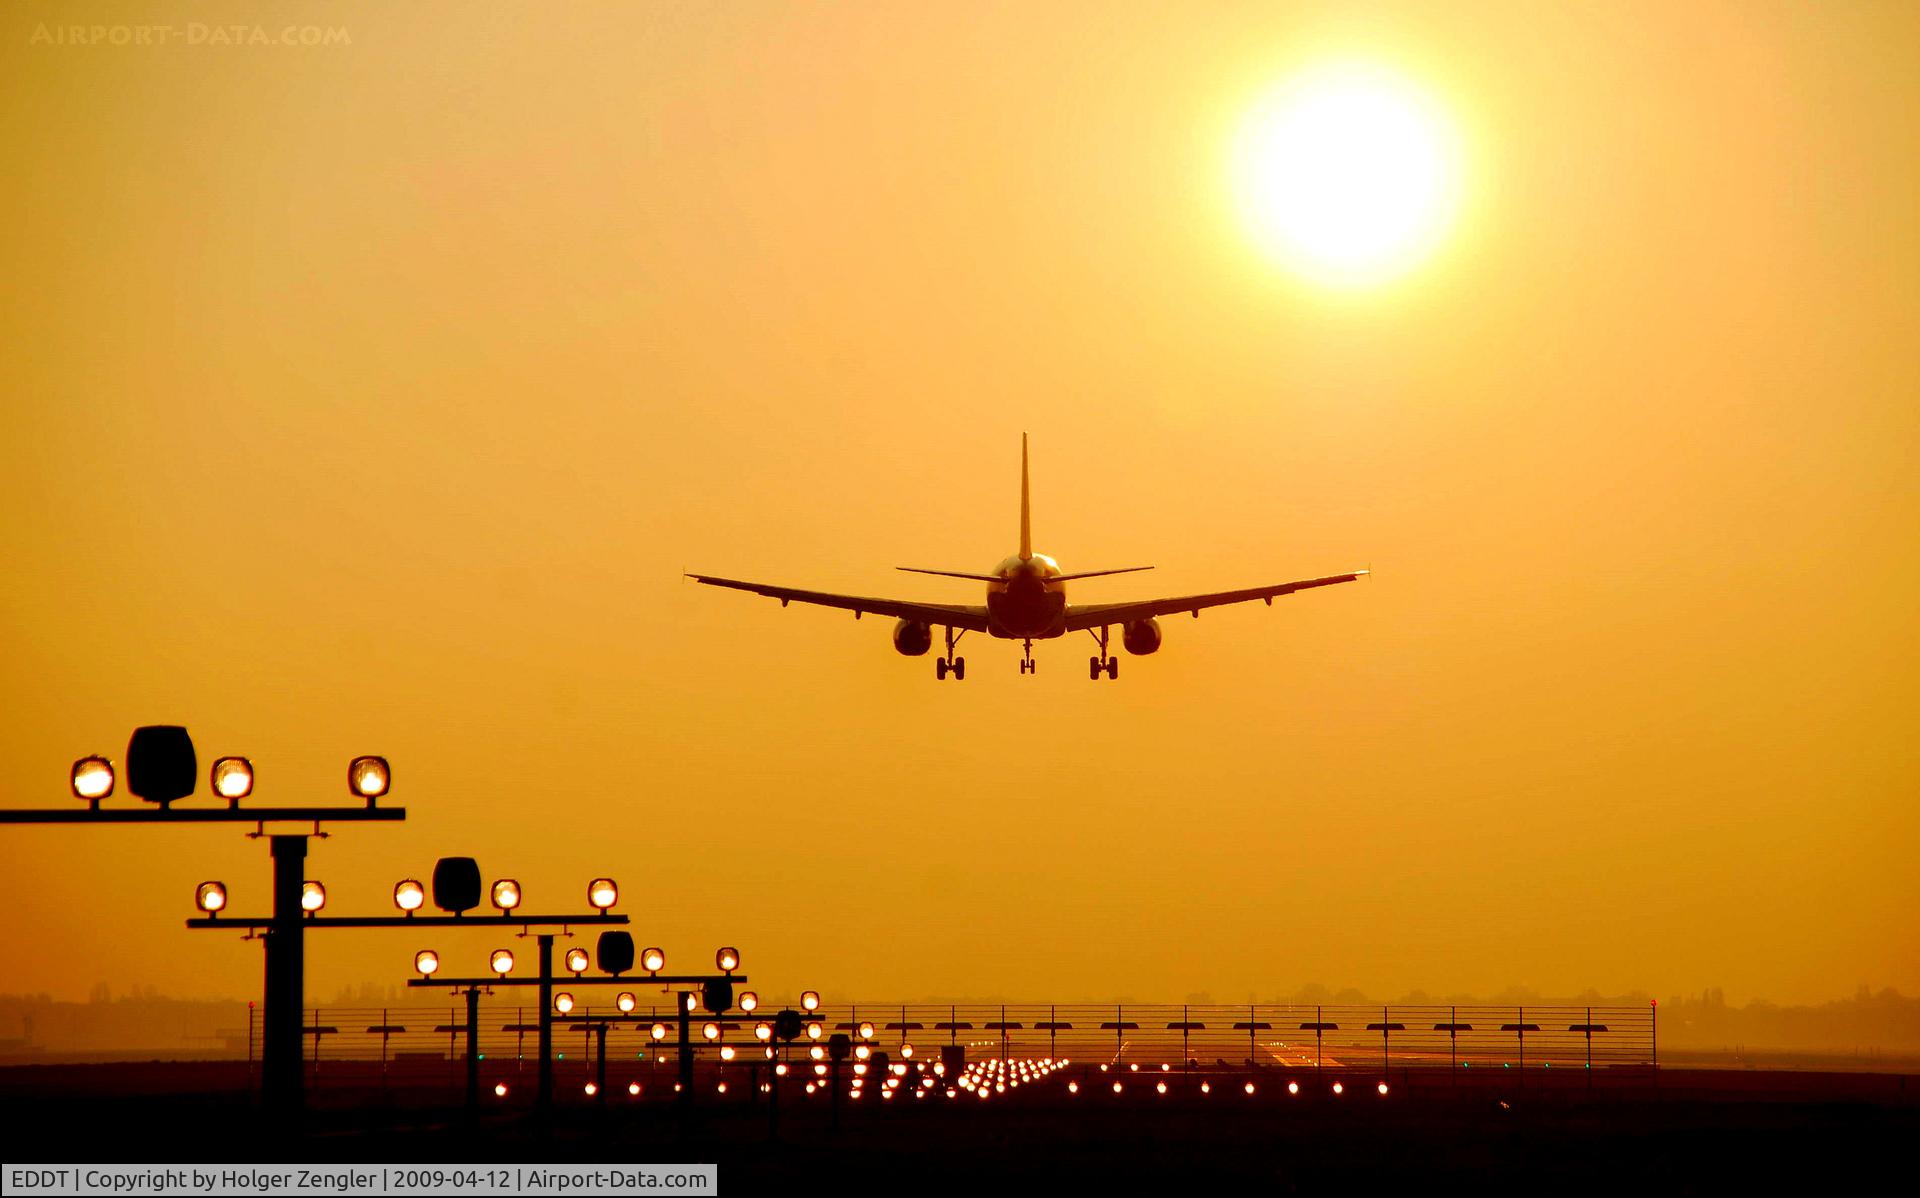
[348,755,390,801]
[490,879,521,912]
[300,881,326,913]
[210,756,253,801]
[71,756,115,802]
[587,878,618,910]
[489,949,515,977]
[414,950,439,977]
[195,881,227,914]
[392,880,425,912]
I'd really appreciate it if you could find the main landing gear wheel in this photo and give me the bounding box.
[1086,627,1119,680]
[935,657,967,681]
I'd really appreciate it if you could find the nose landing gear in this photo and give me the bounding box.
[1019,640,1037,675]
[1086,627,1119,680]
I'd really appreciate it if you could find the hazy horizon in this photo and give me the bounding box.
[2,2,1915,1011]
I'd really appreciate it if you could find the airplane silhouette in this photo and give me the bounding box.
[689,436,1366,680]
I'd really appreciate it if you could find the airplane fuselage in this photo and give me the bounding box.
[985,553,1068,639]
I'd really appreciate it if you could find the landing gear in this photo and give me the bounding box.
[1086,627,1119,680]
[936,627,967,681]
[1018,639,1036,675]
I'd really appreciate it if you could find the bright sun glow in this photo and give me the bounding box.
[1233,63,1461,287]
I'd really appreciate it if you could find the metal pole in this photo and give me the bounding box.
[768,1046,780,1142]
[263,835,307,1123]
[465,986,481,1116]
[537,934,554,1117]
[677,992,693,1107]
[595,1024,608,1105]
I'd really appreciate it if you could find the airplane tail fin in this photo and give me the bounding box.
[1019,433,1032,561]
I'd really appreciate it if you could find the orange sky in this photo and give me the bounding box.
[1,1,1915,1008]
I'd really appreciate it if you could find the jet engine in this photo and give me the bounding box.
[892,619,932,656]
[1122,618,1163,655]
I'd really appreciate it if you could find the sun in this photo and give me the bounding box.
[1232,63,1462,288]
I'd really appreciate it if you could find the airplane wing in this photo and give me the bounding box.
[687,574,991,631]
[1062,571,1367,631]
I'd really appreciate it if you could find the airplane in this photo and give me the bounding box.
[688,436,1367,680]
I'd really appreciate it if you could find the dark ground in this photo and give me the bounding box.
[2,1063,1913,1193]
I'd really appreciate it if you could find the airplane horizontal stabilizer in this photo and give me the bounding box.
[896,567,1005,582]
[1049,566,1154,582]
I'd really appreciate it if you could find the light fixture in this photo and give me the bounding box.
[587,878,618,910]
[70,756,115,803]
[854,1044,871,1061]
[617,992,637,1013]
[858,1021,875,1041]
[489,949,515,977]
[641,947,665,973]
[703,1023,721,1042]
[900,1043,914,1059]
[554,993,575,1015]
[583,1082,597,1096]
[347,755,389,801]
[805,1022,823,1041]
[596,931,634,976]
[627,1082,641,1096]
[715,946,739,973]
[194,881,227,915]
[490,879,520,912]
[720,1045,736,1061]
[210,756,253,801]
[414,949,439,977]
[754,1022,772,1042]
[800,990,820,1012]
[493,1082,508,1098]
[738,991,758,1013]
[565,947,589,975]
[126,726,195,807]
[431,857,482,914]
[393,880,425,913]
[650,1023,668,1042]
[683,992,699,1013]
[300,881,326,913]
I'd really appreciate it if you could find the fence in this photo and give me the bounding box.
[262,1000,1654,1075]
